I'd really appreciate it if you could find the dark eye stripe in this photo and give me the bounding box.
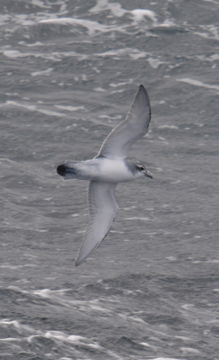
[137,165,144,170]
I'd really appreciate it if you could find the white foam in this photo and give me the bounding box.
[39,17,122,36]
[181,303,194,310]
[31,0,49,8]
[110,80,133,88]
[45,331,84,343]
[96,47,147,60]
[0,337,21,342]
[31,68,53,76]
[166,256,177,262]
[158,124,178,129]
[125,216,150,221]
[174,335,191,341]
[3,49,87,61]
[3,50,22,58]
[206,259,219,263]
[0,316,116,357]
[33,288,70,298]
[177,77,219,93]
[180,347,201,355]
[123,205,136,211]
[131,9,157,23]
[55,104,85,112]
[140,341,155,348]
[45,330,102,350]
[110,230,125,234]
[90,0,127,17]
[0,319,34,334]
[147,57,166,69]
[0,100,67,117]
[194,25,219,40]
[32,288,112,315]
[21,41,44,47]
[90,0,158,24]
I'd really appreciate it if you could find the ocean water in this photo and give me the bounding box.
[0,0,219,359]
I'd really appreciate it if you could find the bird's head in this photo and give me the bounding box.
[135,161,153,179]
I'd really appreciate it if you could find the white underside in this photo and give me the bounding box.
[73,158,134,182]
[97,158,133,182]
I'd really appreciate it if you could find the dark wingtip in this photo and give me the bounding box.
[138,84,148,96]
[139,84,147,92]
[75,257,83,267]
[138,84,151,118]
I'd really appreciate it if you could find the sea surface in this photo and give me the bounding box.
[0,0,219,359]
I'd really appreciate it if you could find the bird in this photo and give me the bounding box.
[57,85,152,266]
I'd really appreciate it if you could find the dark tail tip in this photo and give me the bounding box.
[57,164,66,176]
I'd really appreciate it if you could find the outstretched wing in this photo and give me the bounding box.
[98,85,151,159]
[75,181,118,266]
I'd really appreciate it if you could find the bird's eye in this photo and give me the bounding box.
[137,165,145,171]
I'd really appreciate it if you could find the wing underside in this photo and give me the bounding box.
[98,85,151,159]
[75,181,118,266]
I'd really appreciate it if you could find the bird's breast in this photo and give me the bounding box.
[98,158,133,182]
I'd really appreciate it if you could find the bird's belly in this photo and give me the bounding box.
[98,159,132,182]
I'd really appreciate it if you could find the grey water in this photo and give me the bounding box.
[0,0,219,359]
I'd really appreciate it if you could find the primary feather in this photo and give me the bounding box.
[98,85,151,159]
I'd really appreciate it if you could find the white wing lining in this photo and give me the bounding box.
[75,181,118,266]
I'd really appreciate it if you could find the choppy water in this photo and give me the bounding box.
[0,0,219,359]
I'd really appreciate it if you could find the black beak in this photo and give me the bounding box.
[144,170,153,179]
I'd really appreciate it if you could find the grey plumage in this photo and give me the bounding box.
[57,85,152,266]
